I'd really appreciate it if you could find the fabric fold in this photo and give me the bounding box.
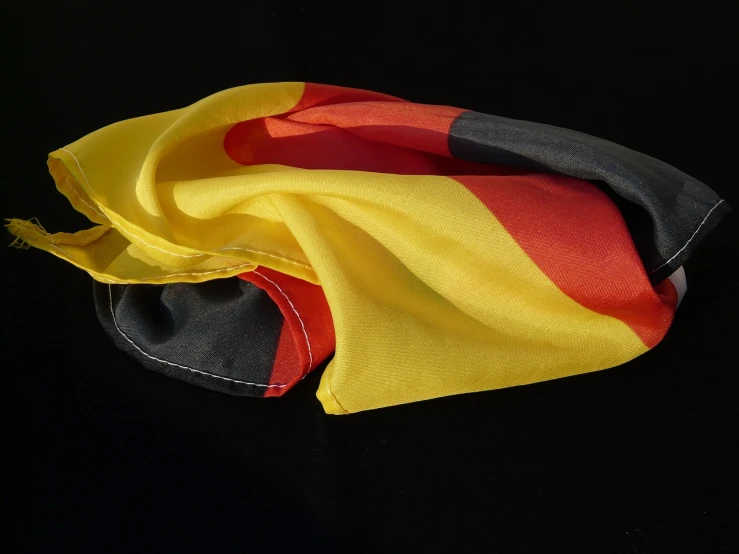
[94,268,334,396]
[7,82,728,413]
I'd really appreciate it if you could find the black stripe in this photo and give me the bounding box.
[448,110,729,282]
[93,278,284,397]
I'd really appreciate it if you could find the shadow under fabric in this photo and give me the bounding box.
[6,82,729,414]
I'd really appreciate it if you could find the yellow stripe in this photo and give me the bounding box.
[8,81,648,412]
[145,165,651,412]
[254,171,648,414]
[47,82,308,273]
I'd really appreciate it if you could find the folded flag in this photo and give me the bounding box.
[7,82,728,414]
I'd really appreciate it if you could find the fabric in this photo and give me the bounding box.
[7,82,729,414]
[95,266,334,396]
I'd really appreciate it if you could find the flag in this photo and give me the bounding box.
[7,83,728,413]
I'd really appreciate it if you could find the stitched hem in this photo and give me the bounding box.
[107,284,287,389]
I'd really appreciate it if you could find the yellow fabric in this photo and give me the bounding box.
[10,82,313,285]
[7,82,648,413]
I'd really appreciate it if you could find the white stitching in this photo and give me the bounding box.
[129,262,256,281]
[63,176,107,218]
[107,284,287,388]
[61,147,92,185]
[126,232,312,269]
[59,147,312,269]
[42,240,255,283]
[214,247,311,268]
[650,199,725,274]
[253,271,314,371]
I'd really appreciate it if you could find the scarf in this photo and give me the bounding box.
[7,82,728,414]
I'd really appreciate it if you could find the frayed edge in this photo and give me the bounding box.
[5,218,55,249]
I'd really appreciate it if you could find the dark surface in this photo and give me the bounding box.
[3,2,738,553]
[96,280,285,396]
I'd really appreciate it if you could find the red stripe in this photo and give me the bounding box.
[226,88,674,347]
[265,320,300,397]
[224,92,496,175]
[455,174,676,348]
[287,101,464,157]
[291,82,407,111]
[240,267,335,393]
[224,116,446,173]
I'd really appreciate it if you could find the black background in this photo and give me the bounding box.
[3,2,738,552]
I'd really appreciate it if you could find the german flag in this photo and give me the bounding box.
[7,83,728,414]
